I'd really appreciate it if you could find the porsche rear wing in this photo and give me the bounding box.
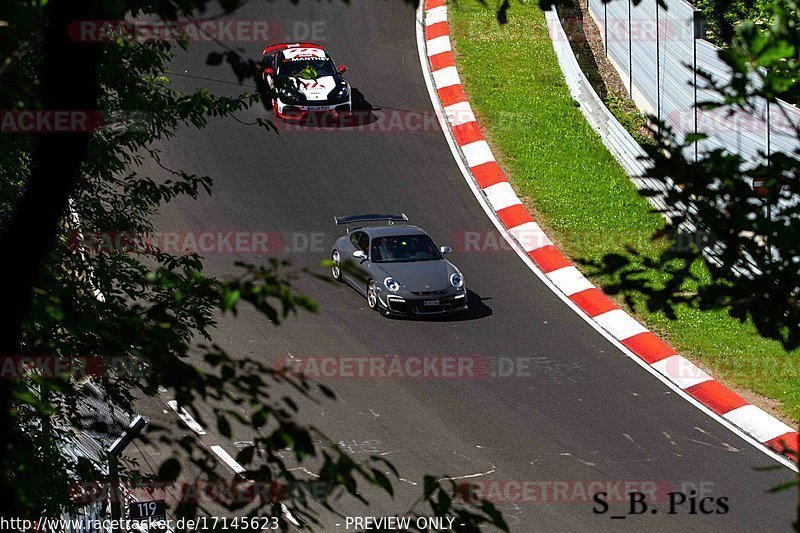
[334,213,409,232]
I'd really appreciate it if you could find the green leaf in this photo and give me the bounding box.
[223,288,241,311]
[757,40,795,66]
[768,480,799,493]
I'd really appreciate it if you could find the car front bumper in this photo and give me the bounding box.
[380,291,468,316]
[274,97,352,121]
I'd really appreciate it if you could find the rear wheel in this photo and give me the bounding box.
[331,250,342,281]
[367,280,379,310]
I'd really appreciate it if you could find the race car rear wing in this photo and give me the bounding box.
[334,213,409,232]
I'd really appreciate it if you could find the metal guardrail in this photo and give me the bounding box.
[552,1,795,275]
[586,0,800,164]
[546,5,759,275]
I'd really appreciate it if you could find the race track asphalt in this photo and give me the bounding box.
[130,0,797,530]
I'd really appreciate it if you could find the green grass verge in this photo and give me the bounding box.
[448,0,800,423]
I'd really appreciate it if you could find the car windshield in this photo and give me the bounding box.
[279,58,336,78]
[371,235,442,263]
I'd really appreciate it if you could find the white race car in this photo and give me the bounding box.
[260,42,351,121]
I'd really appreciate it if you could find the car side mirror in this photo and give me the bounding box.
[263,67,274,76]
[440,246,452,254]
[353,250,367,260]
[338,64,348,74]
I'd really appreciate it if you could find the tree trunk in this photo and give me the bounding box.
[0,0,99,515]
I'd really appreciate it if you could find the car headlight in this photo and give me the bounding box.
[279,87,300,103]
[384,277,400,292]
[450,273,464,289]
[330,83,349,100]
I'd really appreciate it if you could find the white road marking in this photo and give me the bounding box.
[167,400,206,435]
[437,466,496,481]
[210,445,245,474]
[207,442,303,528]
[287,466,320,478]
[281,503,301,527]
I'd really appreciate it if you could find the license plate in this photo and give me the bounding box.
[306,106,331,111]
[423,300,440,306]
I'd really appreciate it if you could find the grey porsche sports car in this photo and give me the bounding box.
[331,214,468,316]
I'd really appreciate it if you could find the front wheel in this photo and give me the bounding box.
[367,280,379,311]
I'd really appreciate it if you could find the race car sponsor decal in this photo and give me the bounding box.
[293,76,337,100]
